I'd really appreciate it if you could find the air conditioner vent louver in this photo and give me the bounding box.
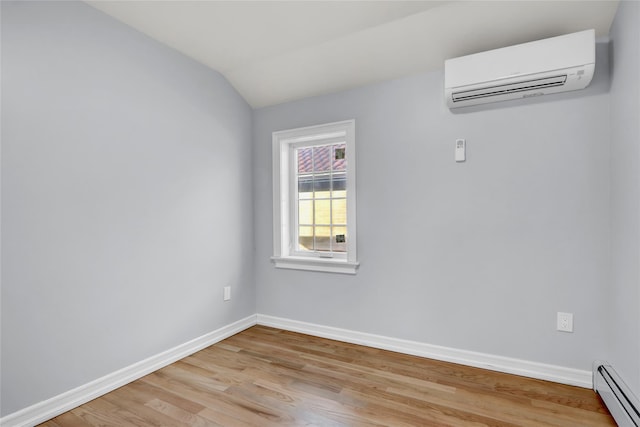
[452,75,567,103]
[444,29,595,109]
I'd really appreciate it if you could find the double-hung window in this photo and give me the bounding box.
[272,120,358,274]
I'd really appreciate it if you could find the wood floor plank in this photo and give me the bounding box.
[101,383,193,427]
[44,411,92,427]
[38,325,616,426]
[143,398,219,427]
[70,402,147,427]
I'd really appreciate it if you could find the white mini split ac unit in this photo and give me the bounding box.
[444,29,595,109]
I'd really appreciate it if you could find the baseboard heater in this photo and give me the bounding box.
[594,362,640,426]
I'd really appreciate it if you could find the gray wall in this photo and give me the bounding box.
[253,45,612,371]
[609,0,640,397]
[1,1,254,415]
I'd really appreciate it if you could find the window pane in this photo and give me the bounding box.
[298,226,313,251]
[332,172,347,192]
[315,226,331,251]
[313,146,331,173]
[333,144,346,171]
[314,199,330,225]
[332,226,347,253]
[332,190,347,198]
[332,199,347,224]
[298,200,313,224]
[313,173,331,192]
[314,190,331,199]
[298,147,313,173]
[298,175,313,197]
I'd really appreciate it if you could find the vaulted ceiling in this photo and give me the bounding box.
[87,1,619,108]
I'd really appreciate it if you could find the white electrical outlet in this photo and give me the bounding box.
[223,286,231,301]
[557,312,573,332]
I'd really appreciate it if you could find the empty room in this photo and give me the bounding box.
[1,0,639,426]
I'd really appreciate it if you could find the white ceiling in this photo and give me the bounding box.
[87,0,619,108]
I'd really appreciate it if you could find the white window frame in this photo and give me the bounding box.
[271,120,358,274]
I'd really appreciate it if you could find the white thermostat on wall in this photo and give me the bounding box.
[455,139,466,162]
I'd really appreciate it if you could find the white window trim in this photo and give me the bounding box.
[272,120,358,274]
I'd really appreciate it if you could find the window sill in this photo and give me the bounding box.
[271,256,359,275]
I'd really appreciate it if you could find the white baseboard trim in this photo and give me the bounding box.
[256,314,593,389]
[0,314,257,427]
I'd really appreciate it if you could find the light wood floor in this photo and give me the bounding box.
[41,325,615,426]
